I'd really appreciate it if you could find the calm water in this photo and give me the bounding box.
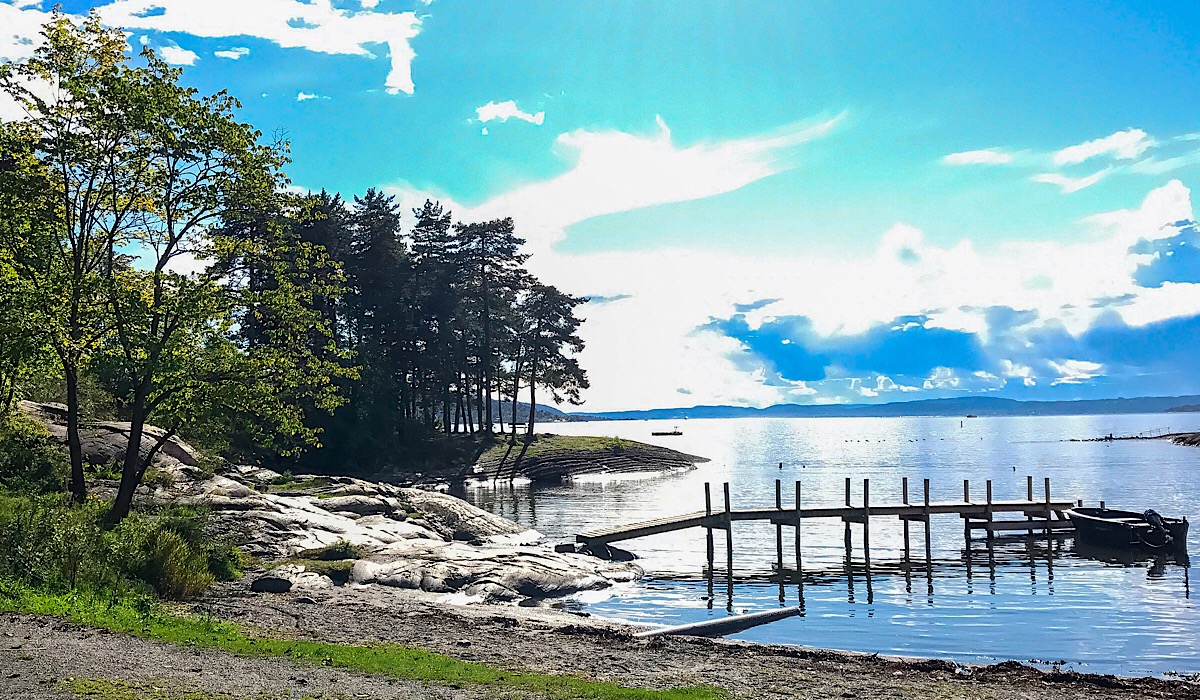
[461,414,1200,677]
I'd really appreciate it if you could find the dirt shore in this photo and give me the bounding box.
[5,580,1199,699]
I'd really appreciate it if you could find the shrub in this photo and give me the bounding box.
[0,495,242,600]
[0,412,68,495]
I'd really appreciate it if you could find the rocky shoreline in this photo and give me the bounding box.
[12,402,1199,697]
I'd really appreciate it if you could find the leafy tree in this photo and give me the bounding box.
[0,13,138,500]
[517,283,589,436]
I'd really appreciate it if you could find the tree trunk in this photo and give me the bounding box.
[509,357,523,441]
[107,399,147,523]
[526,358,538,437]
[64,366,86,503]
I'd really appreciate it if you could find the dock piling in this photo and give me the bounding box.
[723,482,733,603]
[704,482,714,585]
[794,480,803,589]
[902,477,910,561]
[774,478,783,585]
[1026,475,1034,536]
[985,480,994,542]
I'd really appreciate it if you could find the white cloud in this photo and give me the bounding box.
[214,47,250,60]
[923,367,962,390]
[0,1,52,62]
[508,180,1200,410]
[1053,128,1153,166]
[158,44,198,65]
[1031,168,1110,193]
[476,100,545,126]
[98,0,421,94]
[942,149,1013,165]
[460,113,844,251]
[296,91,327,102]
[1048,359,1103,385]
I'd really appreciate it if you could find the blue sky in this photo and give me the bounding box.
[4,0,1200,410]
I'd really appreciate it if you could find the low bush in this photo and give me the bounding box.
[0,494,242,600]
[0,412,68,494]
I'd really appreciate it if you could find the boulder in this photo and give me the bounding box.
[313,495,397,517]
[250,575,292,593]
[399,488,535,542]
[351,539,640,602]
[250,565,334,593]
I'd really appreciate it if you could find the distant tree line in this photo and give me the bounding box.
[0,12,589,516]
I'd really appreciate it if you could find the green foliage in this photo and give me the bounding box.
[0,494,240,599]
[1,587,723,700]
[0,411,68,494]
[296,539,361,561]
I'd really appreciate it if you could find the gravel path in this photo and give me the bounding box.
[5,581,1198,700]
[0,613,493,700]
[196,582,1200,700]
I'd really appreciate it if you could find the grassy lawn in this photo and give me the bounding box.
[3,586,722,700]
[477,435,641,464]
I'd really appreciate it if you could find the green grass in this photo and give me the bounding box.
[478,435,641,464]
[4,585,722,700]
[67,678,325,700]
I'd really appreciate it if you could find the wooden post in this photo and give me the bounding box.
[723,482,733,601]
[794,480,803,590]
[704,482,714,576]
[1026,475,1034,537]
[862,478,872,572]
[923,478,932,564]
[963,479,971,543]
[985,480,994,542]
[843,477,852,555]
[774,479,783,582]
[1043,477,1052,536]
[902,477,910,562]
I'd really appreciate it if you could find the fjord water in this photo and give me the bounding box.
[462,414,1200,677]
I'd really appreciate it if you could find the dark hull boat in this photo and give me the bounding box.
[1066,507,1189,550]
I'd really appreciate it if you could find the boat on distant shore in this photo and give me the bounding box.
[1066,507,1189,550]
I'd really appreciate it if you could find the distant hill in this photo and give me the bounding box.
[1168,404,1200,413]
[489,400,607,423]
[572,395,1200,421]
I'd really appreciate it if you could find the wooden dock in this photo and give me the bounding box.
[579,475,1082,608]
[578,476,1077,546]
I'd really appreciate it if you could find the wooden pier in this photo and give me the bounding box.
[579,476,1076,546]
[578,476,1080,604]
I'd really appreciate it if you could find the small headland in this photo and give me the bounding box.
[1169,432,1200,447]
[471,433,709,482]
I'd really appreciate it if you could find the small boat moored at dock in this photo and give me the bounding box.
[1066,507,1188,550]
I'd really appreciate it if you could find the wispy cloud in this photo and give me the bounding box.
[1032,168,1111,193]
[296,91,328,102]
[464,113,845,249]
[1048,359,1103,385]
[1053,128,1153,166]
[214,46,249,60]
[476,100,545,126]
[943,149,1013,165]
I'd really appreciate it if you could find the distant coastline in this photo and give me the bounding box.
[566,394,1200,422]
